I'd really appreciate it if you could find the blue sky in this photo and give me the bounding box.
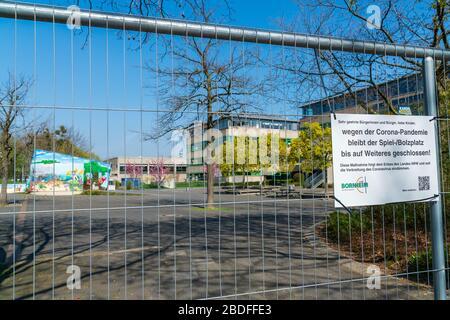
[0,0,429,158]
[2,0,427,160]
[0,0,301,159]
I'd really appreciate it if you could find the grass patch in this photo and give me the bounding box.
[80,190,141,196]
[142,182,205,189]
[142,184,159,189]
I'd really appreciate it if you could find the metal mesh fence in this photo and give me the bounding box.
[0,1,448,300]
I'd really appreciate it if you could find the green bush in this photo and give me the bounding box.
[407,249,432,274]
[407,246,450,285]
[327,211,372,242]
[292,173,304,187]
[360,203,429,230]
[126,180,132,190]
[81,190,107,196]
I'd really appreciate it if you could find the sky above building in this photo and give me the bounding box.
[0,0,302,160]
[0,1,430,159]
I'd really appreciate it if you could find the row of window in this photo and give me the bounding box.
[216,118,299,131]
[302,75,423,116]
[303,93,423,116]
[118,165,187,174]
[189,137,293,164]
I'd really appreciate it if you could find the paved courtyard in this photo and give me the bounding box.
[0,189,433,300]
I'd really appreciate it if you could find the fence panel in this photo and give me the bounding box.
[0,1,448,300]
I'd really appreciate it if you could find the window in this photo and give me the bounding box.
[217,119,229,129]
[399,79,408,94]
[166,167,174,174]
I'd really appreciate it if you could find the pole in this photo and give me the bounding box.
[0,1,450,60]
[423,56,447,300]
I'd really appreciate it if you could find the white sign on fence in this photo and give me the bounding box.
[331,114,439,208]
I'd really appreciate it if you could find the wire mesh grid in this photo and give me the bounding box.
[0,1,448,300]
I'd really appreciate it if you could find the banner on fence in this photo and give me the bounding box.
[28,150,111,193]
[331,114,439,207]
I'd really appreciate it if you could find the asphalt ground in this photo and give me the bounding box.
[0,189,433,300]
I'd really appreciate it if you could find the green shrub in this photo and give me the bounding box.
[126,180,132,190]
[407,246,450,285]
[407,249,432,274]
[292,173,304,187]
[361,203,429,230]
[81,190,106,196]
[327,211,372,242]
[80,190,141,196]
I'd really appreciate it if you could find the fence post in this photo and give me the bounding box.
[423,56,447,300]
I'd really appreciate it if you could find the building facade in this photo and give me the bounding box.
[104,156,188,185]
[300,73,423,124]
[104,115,301,186]
[187,114,301,182]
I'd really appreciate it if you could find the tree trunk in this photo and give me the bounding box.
[0,147,9,206]
[324,168,329,198]
[206,71,215,208]
[243,163,246,188]
[206,163,215,208]
[245,161,249,189]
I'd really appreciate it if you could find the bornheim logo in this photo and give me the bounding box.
[341,176,368,193]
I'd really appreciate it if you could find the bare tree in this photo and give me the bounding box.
[75,0,207,45]
[77,0,232,20]
[146,0,262,207]
[77,0,167,16]
[0,73,30,206]
[272,0,449,114]
[272,0,450,194]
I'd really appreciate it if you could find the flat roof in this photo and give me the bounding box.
[187,114,300,128]
[300,73,421,108]
[103,156,188,165]
[227,113,300,123]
